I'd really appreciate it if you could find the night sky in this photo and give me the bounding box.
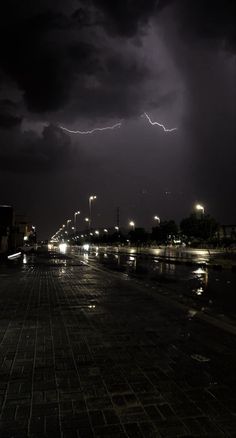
[0,1,235,238]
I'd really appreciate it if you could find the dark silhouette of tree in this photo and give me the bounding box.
[129,227,148,245]
[152,220,178,243]
[180,214,218,240]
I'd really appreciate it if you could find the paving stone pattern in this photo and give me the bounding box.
[0,252,236,437]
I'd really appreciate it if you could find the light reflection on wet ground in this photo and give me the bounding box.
[78,247,236,322]
[93,246,214,264]
[2,247,236,324]
[1,248,236,438]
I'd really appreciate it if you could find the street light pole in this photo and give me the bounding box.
[195,204,205,217]
[74,211,80,231]
[88,195,97,229]
[85,217,89,230]
[154,215,160,225]
[66,220,72,241]
[129,221,135,231]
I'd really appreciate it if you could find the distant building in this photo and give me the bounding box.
[219,225,236,242]
[0,205,14,252]
[0,205,35,253]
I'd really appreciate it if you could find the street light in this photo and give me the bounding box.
[129,221,135,231]
[154,215,160,224]
[195,204,205,215]
[104,228,108,233]
[89,195,97,229]
[115,226,119,231]
[66,219,72,228]
[74,211,80,230]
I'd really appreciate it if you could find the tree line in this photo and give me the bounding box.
[71,213,235,247]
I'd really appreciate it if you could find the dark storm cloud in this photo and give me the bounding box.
[0,99,22,128]
[80,0,162,37]
[0,113,21,128]
[0,5,100,113]
[0,0,156,117]
[0,0,234,119]
[0,125,78,173]
[64,51,150,120]
[156,0,236,220]
[80,0,235,49]
[0,0,235,236]
[172,0,236,50]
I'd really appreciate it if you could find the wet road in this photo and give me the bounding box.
[92,246,236,267]
[0,250,236,437]
[72,247,236,324]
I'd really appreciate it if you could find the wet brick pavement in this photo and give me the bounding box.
[0,251,235,437]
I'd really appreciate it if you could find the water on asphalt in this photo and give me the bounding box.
[75,247,236,323]
[0,249,235,438]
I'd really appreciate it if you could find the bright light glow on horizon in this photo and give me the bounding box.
[83,243,90,251]
[59,243,67,253]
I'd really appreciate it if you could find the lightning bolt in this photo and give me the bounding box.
[59,113,177,136]
[143,112,178,132]
[59,121,122,134]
